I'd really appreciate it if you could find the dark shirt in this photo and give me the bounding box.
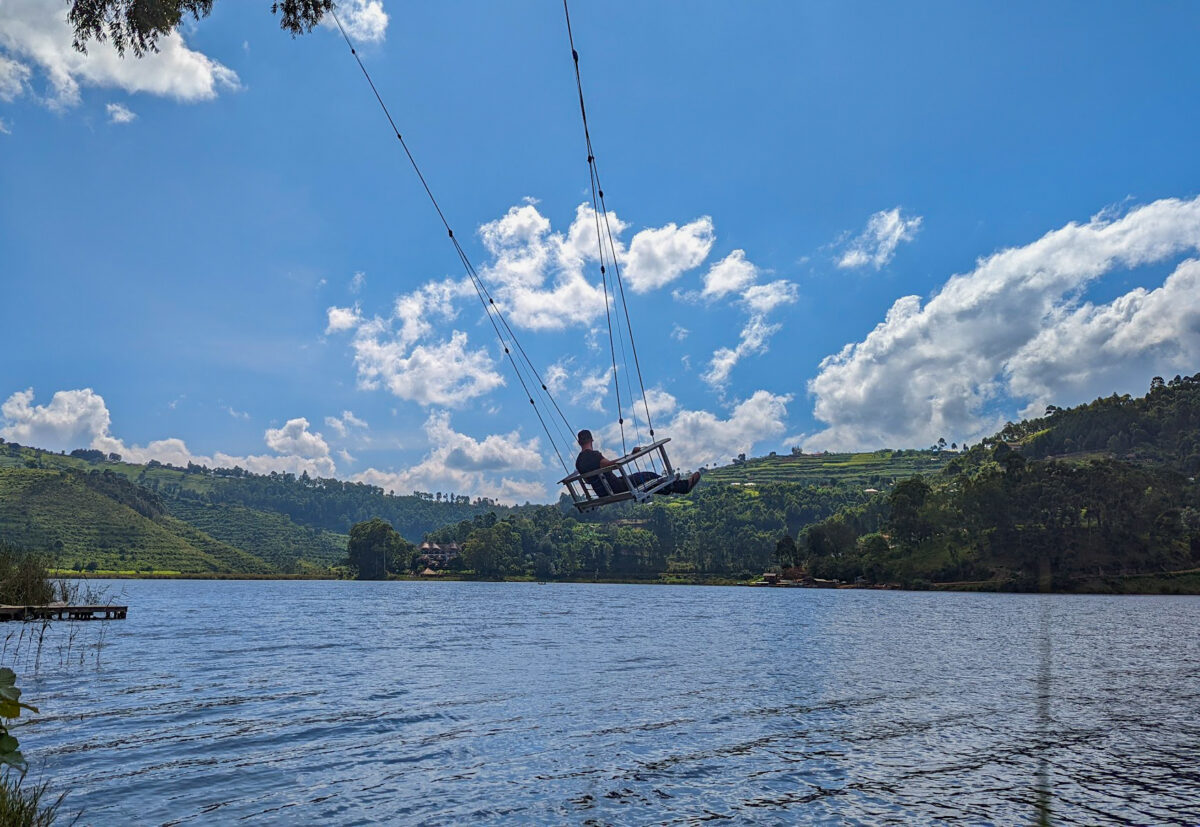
[575,448,622,495]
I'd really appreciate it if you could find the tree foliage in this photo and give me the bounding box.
[347,518,412,580]
[69,0,332,56]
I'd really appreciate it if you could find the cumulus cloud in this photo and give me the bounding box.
[0,0,239,109]
[665,391,792,469]
[0,387,111,450]
[327,200,754,411]
[837,207,922,270]
[265,417,330,459]
[701,249,758,300]
[1,388,336,476]
[349,271,365,293]
[1006,257,1200,418]
[105,102,135,123]
[624,217,714,293]
[807,196,1200,451]
[325,305,361,334]
[328,0,389,43]
[477,202,609,330]
[351,328,504,407]
[353,411,544,502]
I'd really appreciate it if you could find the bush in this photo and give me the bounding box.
[0,544,55,606]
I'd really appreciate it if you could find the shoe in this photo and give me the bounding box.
[686,471,701,492]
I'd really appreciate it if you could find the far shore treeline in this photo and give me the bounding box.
[1,373,1199,594]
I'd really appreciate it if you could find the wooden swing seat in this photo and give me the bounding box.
[559,438,678,512]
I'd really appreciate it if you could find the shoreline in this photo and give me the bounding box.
[51,571,1200,595]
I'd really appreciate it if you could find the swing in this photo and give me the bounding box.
[330,2,683,510]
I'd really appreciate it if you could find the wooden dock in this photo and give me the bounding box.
[0,603,128,621]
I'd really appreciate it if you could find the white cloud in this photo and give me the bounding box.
[807,196,1200,451]
[664,391,792,469]
[325,305,361,334]
[0,0,239,109]
[353,411,544,502]
[1,388,336,476]
[0,55,31,101]
[0,117,9,135]
[224,405,250,421]
[351,329,504,407]
[265,418,330,459]
[702,316,780,388]
[701,279,798,390]
[1006,257,1200,419]
[324,410,369,437]
[743,279,799,314]
[671,324,689,341]
[391,278,472,348]
[837,207,922,270]
[701,249,758,300]
[624,217,714,293]
[105,101,135,123]
[544,357,612,412]
[477,203,609,331]
[349,271,365,293]
[0,388,112,451]
[329,0,389,43]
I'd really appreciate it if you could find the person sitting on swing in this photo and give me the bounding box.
[575,429,700,498]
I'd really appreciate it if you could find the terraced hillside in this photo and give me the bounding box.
[0,467,273,574]
[701,449,954,488]
[165,500,348,571]
[0,441,507,573]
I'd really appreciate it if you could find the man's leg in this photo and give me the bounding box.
[627,471,662,489]
[669,472,701,494]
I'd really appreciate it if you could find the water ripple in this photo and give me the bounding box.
[8,581,1200,824]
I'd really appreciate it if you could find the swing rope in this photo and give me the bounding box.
[563,0,660,473]
[329,9,576,475]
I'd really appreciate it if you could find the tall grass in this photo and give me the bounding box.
[0,771,64,827]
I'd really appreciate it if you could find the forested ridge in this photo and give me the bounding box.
[1,372,1197,589]
[798,374,1200,592]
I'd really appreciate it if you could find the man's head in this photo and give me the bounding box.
[577,429,593,448]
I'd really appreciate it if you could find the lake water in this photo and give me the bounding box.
[6,580,1200,825]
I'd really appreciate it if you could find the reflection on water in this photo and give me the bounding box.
[10,580,1200,825]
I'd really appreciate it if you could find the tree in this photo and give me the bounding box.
[774,534,798,569]
[348,518,413,580]
[69,0,332,57]
[462,522,521,577]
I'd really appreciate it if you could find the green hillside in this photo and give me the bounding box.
[0,440,510,574]
[164,500,348,571]
[797,375,1200,592]
[701,449,954,487]
[0,467,272,574]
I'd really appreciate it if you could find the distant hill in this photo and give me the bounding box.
[798,373,1200,593]
[0,467,273,574]
[0,441,513,574]
[701,449,954,488]
[999,372,1200,472]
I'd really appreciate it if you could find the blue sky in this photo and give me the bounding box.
[3,1,1200,502]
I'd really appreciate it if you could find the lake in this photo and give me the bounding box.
[7,580,1200,825]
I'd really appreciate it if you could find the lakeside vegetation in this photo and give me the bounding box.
[0,373,1198,592]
